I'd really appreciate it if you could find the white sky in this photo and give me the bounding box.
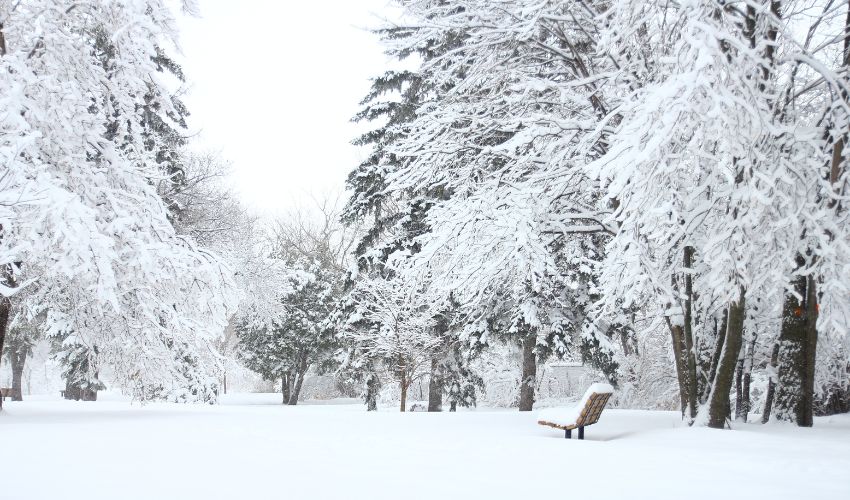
[176,1,398,216]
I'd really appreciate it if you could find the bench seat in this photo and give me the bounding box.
[537,383,614,439]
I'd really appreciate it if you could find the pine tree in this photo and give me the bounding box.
[339,23,455,411]
[237,259,339,405]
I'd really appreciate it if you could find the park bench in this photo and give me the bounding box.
[0,387,21,401]
[537,383,614,439]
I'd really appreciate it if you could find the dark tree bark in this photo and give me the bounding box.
[740,364,753,422]
[63,379,98,401]
[0,295,9,411]
[696,317,716,402]
[761,343,780,423]
[281,376,290,405]
[705,309,728,404]
[734,344,745,421]
[64,381,79,401]
[803,276,818,421]
[427,357,443,412]
[518,330,537,411]
[0,21,6,56]
[399,371,408,412]
[682,246,698,420]
[775,261,817,427]
[736,335,756,422]
[708,311,728,384]
[365,373,379,411]
[619,330,634,356]
[82,385,97,401]
[665,256,693,418]
[288,373,303,406]
[9,347,26,401]
[665,317,688,417]
[707,294,745,429]
[286,358,310,405]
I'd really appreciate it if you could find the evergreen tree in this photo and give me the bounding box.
[339,23,452,411]
[53,333,105,402]
[237,257,340,405]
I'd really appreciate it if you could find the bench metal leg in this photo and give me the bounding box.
[578,427,584,440]
[565,428,571,439]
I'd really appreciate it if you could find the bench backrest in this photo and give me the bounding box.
[0,387,21,398]
[576,392,612,427]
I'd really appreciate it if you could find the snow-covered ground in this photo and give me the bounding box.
[1,394,848,500]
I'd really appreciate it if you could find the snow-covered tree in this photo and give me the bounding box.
[588,0,850,427]
[351,0,850,426]
[362,0,621,411]
[237,260,339,405]
[236,198,354,404]
[3,301,40,401]
[0,0,238,406]
[339,273,441,412]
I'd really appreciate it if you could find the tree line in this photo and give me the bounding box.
[0,1,294,407]
[334,0,850,427]
[2,1,849,431]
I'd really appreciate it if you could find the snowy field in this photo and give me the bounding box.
[1,394,848,500]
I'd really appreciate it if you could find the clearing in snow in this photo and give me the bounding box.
[1,394,848,500]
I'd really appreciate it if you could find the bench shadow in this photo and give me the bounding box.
[597,430,641,441]
[538,426,644,442]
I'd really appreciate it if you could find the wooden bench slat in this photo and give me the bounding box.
[537,420,578,431]
[538,388,613,439]
[0,387,21,401]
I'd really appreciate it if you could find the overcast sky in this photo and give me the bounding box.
[176,1,397,216]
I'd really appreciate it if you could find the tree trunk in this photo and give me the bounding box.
[0,21,7,56]
[761,343,780,423]
[740,364,752,423]
[775,262,817,427]
[706,293,745,429]
[803,276,818,423]
[427,357,443,412]
[665,318,688,417]
[734,343,745,421]
[736,335,756,423]
[683,246,698,420]
[64,376,98,401]
[0,296,9,411]
[64,381,80,401]
[10,347,26,401]
[281,376,290,405]
[365,373,379,411]
[704,309,728,404]
[288,363,308,406]
[696,317,716,402]
[399,373,408,412]
[64,381,97,401]
[518,331,537,411]
[81,382,98,402]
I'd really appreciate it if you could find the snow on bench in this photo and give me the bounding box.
[537,383,614,439]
